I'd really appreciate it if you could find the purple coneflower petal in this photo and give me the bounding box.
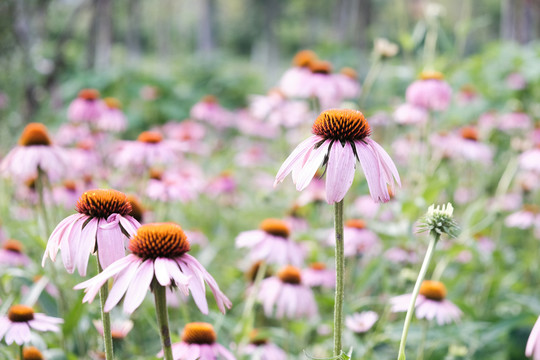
[43,213,83,265]
[96,220,126,270]
[178,259,209,314]
[6,323,30,345]
[326,141,356,204]
[274,135,319,186]
[217,344,237,360]
[355,141,389,202]
[295,140,330,191]
[154,258,172,286]
[163,258,190,295]
[104,256,141,311]
[75,255,135,303]
[526,316,540,356]
[366,138,401,186]
[123,259,154,314]
[77,218,100,276]
[118,215,141,237]
[59,216,84,273]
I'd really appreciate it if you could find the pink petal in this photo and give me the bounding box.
[325,141,356,204]
[5,323,31,345]
[527,317,540,357]
[178,259,209,314]
[59,216,84,273]
[274,135,319,186]
[77,218,99,276]
[295,140,330,191]
[118,215,141,237]
[163,258,190,295]
[96,221,126,270]
[366,138,401,186]
[154,258,172,286]
[104,256,142,312]
[355,141,389,203]
[123,259,154,313]
[42,214,84,265]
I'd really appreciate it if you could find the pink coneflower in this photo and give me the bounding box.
[274,109,400,204]
[384,247,419,264]
[405,70,452,112]
[0,305,63,345]
[258,265,318,319]
[54,123,93,147]
[305,60,341,110]
[240,331,287,360]
[328,219,380,257]
[206,171,237,197]
[0,239,31,267]
[345,311,379,333]
[302,262,335,289]
[97,97,127,133]
[93,319,133,340]
[248,89,310,128]
[1,123,66,182]
[236,218,305,267]
[190,95,232,129]
[67,89,104,124]
[505,205,540,230]
[390,280,462,325]
[452,127,493,164]
[114,131,181,171]
[296,174,326,206]
[52,180,84,210]
[456,84,478,105]
[162,120,208,155]
[279,50,318,98]
[393,103,428,125]
[74,223,231,315]
[526,316,540,360]
[42,189,140,276]
[498,112,531,132]
[158,322,235,360]
[22,346,45,360]
[353,195,381,219]
[506,72,527,90]
[520,147,540,173]
[335,67,361,100]
[146,167,203,203]
[235,110,279,139]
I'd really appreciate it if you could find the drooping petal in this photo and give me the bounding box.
[355,141,389,203]
[178,258,209,314]
[526,316,540,356]
[295,140,331,191]
[77,218,100,276]
[59,216,84,273]
[96,218,127,270]
[274,135,320,186]
[123,259,154,314]
[104,256,142,312]
[366,138,401,186]
[325,141,356,204]
[154,257,172,286]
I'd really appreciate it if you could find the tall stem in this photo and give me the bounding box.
[359,56,382,107]
[153,282,173,360]
[19,344,23,360]
[397,234,439,360]
[97,260,114,360]
[333,200,345,357]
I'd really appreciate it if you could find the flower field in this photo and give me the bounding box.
[1,2,540,359]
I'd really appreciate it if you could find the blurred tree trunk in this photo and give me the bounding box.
[125,0,142,62]
[88,0,112,69]
[334,0,352,43]
[197,0,216,57]
[353,0,372,48]
[500,0,538,43]
[12,0,39,122]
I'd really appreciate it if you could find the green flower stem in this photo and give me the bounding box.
[153,282,173,360]
[97,260,115,360]
[333,200,345,357]
[236,261,267,344]
[36,168,51,238]
[397,234,439,360]
[359,55,382,107]
[19,344,23,360]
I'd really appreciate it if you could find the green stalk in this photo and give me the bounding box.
[359,55,382,107]
[333,200,345,357]
[97,260,114,360]
[153,282,173,360]
[36,168,51,237]
[19,344,23,360]
[397,234,439,360]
